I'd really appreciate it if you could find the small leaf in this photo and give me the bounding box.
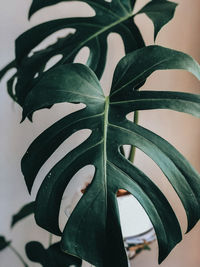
[26,241,46,263]
[25,241,82,267]
[136,0,178,40]
[0,236,11,251]
[11,202,35,227]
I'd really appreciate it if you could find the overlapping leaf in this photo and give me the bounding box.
[21,45,200,267]
[26,241,82,267]
[11,202,35,228]
[0,0,177,106]
[0,236,11,251]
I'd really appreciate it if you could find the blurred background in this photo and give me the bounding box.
[0,0,200,266]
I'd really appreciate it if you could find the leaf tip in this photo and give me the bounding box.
[20,113,27,123]
[10,219,15,228]
[28,5,34,20]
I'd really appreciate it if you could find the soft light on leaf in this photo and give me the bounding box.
[21,45,200,266]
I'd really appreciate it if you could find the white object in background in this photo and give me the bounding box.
[117,194,153,238]
[125,227,155,245]
[65,192,153,267]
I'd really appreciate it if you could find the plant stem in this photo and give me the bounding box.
[49,233,53,246]
[128,111,139,162]
[9,244,28,267]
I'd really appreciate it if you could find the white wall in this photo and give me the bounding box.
[0,0,200,267]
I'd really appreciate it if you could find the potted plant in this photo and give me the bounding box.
[0,0,200,266]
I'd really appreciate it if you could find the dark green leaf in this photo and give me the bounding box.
[0,60,16,81]
[22,63,105,122]
[0,236,11,251]
[13,0,145,106]
[28,0,110,19]
[11,202,35,228]
[110,45,200,100]
[136,0,178,40]
[25,241,82,267]
[21,45,200,266]
[111,90,200,118]
[29,0,137,20]
[0,0,179,108]
[1,1,178,107]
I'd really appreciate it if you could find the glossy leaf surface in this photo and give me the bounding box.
[26,241,82,267]
[14,0,143,106]
[11,202,35,228]
[22,45,200,267]
[0,0,177,107]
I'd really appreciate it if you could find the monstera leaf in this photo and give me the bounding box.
[21,45,200,267]
[0,0,177,107]
[26,241,82,267]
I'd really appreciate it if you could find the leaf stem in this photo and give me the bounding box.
[9,244,28,267]
[128,111,139,162]
[48,233,53,246]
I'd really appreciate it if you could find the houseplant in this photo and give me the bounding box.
[0,0,200,266]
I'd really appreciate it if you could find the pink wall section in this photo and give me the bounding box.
[132,0,200,266]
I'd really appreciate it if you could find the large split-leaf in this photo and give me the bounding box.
[21,45,200,267]
[0,0,177,107]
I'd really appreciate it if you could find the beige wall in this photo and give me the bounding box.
[0,0,199,267]
[132,0,200,266]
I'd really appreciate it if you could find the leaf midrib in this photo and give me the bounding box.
[110,98,200,105]
[61,13,134,64]
[116,0,131,15]
[36,89,103,101]
[103,96,110,211]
